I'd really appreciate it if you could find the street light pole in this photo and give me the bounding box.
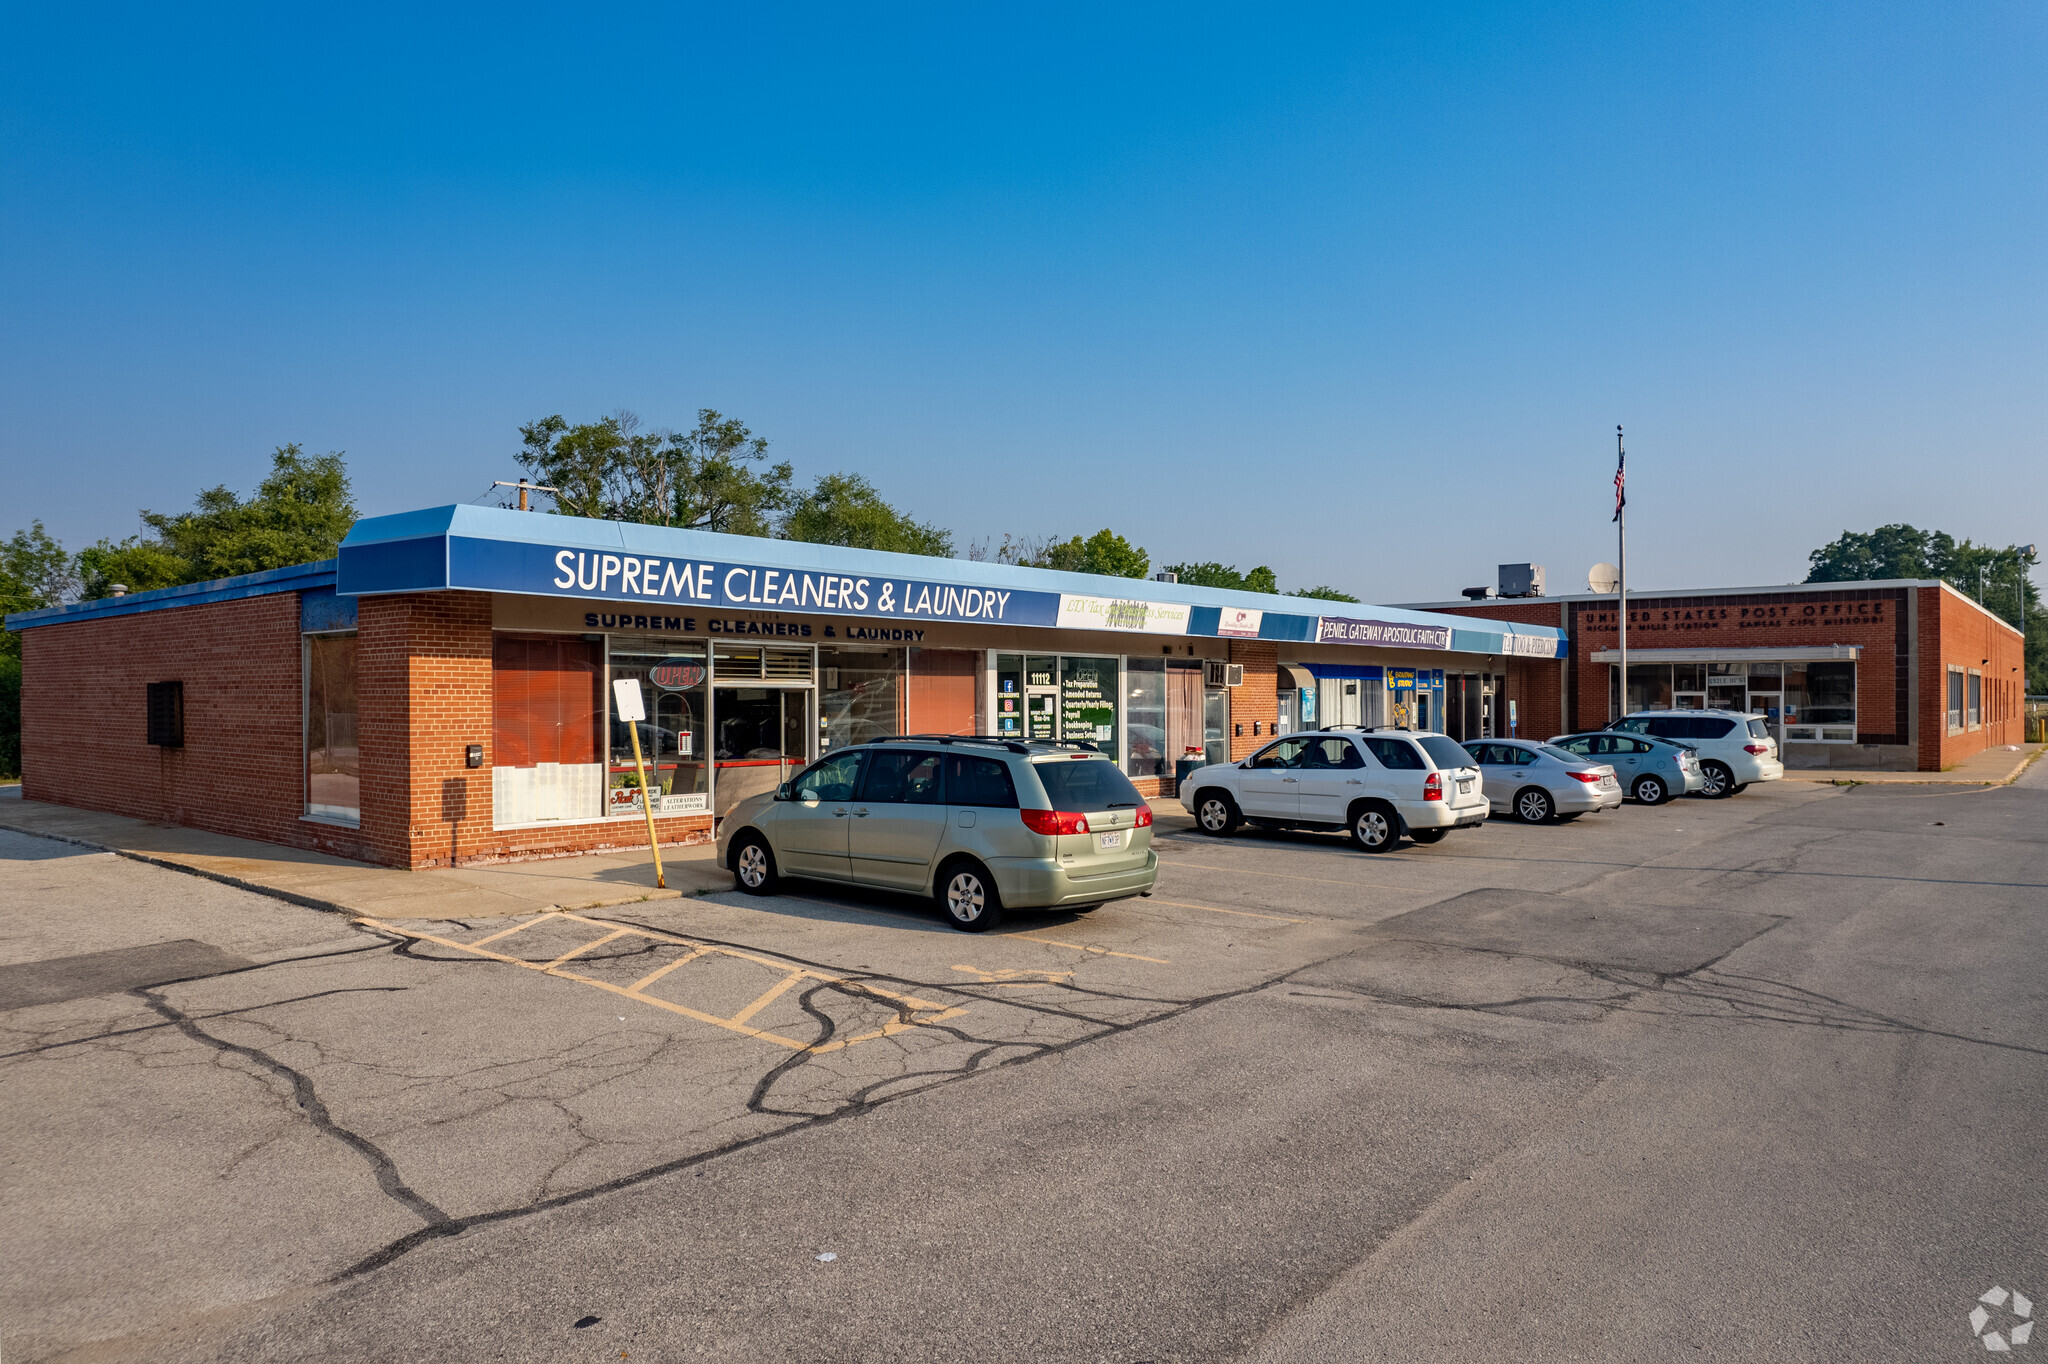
[1617,426,1628,720]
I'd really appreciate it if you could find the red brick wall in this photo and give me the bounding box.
[1227,639,1278,759]
[1404,601,1568,737]
[1922,585,2027,770]
[18,588,717,871]
[17,593,370,861]
[1439,592,1914,742]
[357,591,714,869]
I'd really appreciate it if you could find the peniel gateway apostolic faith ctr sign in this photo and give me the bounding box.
[1315,615,1454,650]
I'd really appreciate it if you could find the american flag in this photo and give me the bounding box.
[1612,438,1626,523]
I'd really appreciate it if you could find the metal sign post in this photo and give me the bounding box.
[611,677,666,890]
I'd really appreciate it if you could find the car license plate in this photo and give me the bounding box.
[1457,779,1473,794]
[1600,775,1617,788]
[1098,830,1124,850]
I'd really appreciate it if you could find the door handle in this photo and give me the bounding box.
[833,807,849,817]
[1346,779,1362,785]
[853,808,869,817]
[1282,777,1297,783]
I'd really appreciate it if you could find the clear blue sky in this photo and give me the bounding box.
[4,2,2043,603]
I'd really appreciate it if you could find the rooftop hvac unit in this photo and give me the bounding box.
[1497,563,1546,598]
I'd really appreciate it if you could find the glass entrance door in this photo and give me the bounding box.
[713,686,812,817]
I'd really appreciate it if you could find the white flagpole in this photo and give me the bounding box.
[1617,425,1627,721]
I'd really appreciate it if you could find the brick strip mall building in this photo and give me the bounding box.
[6,503,1564,869]
[1409,579,2025,771]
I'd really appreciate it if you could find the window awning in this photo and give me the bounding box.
[1279,665,1317,691]
[1588,644,1861,664]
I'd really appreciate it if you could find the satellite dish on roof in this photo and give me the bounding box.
[1588,562,1620,594]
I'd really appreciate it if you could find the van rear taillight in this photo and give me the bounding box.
[1135,803,1153,827]
[1423,772,1443,802]
[1744,744,1769,755]
[1020,809,1090,836]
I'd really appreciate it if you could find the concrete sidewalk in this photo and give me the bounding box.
[1779,740,2044,786]
[0,786,733,920]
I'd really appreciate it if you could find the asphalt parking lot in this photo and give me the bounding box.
[3,766,2044,1362]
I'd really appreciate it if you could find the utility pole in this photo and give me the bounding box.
[491,479,557,511]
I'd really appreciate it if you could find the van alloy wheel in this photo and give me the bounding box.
[940,865,1003,932]
[732,836,777,895]
[1699,761,1735,798]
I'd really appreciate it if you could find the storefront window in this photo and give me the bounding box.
[608,639,709,816]
[492,634,603,824]
[305,632,359,823]
[994,655,1025,738]
[1059,656,1119,754]
[1126,658,1166,779]
[1782,661,1856,741]
[1968,671,1981,729]
[1611,663,1674,716]
[819,648,903,751]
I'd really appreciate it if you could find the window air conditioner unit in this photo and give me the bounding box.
[1206,662,1245,688]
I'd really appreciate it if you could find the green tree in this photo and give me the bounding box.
[517,409,795,535]
[780,473,953,555]
[100,445,357,588]
[1037,529,1150,579]
[75,537,192,599]
[1807,524,2043,693]
[1,522,76,777]
[1290,585,1360,602]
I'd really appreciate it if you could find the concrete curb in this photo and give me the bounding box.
[1780,745,2045,788]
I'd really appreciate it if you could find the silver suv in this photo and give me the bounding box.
[715,736,1160,931]
[1608,710,1783,797]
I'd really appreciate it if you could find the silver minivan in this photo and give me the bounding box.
[715,737,1159,931]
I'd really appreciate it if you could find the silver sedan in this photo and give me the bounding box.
[1462,740,1623,823]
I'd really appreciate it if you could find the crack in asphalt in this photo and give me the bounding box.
[133,984,455,1232]
[329,939,1351,1280]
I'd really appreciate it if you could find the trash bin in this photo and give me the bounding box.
[1174,756,1204,794]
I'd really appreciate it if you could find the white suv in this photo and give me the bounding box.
[1179,729,1488,853]
[1608,710,1783,797]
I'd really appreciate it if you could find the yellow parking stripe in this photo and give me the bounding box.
[357,913,965,1053]
[465,913,562,947]
[727,972,805,1027]
[1006,931,1169,964]
[542,926,633,970]
[627,945,713,994]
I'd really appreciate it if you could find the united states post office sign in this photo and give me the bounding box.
[444,537,1064,628]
